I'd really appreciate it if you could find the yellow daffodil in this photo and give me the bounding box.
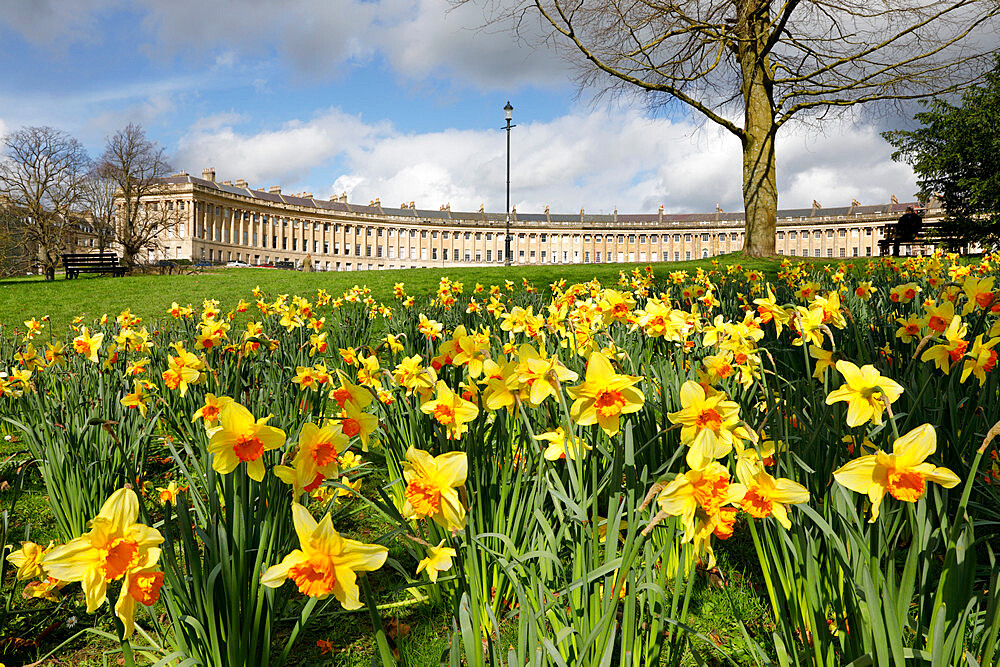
[649,462,744,568]
[668,381,744,469]
[292,365,320,392]
[207,401,286,481]
[825,360,904,427]
[833,424,960,521]
[416,540,457,583]
[156,481,188,505]
[261,503,387,607]
[961,335,999,386]
[6,541,52,580]
[192,393,234,430]
[275,421,349,496]
[420,380,479,440]
[73,327,104,363]
[120,380,151,417]
[566,352,644,436]
[734,463,809,530]
[42,488,164,638]
[516,344,579,407]
[331,371,373,412]
[895,314,924,343]
[809,345,836,380]
[920,315,969,373]
[393,355,437,400]
[536,426,591,461]
[402,446,467,531]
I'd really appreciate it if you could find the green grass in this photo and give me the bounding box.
[0,254,783,332]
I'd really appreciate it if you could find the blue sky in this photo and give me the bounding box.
[0,0,921,214]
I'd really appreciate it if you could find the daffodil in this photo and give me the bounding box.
[809,345,836,380]
[331,371,373,412]
[156,481,187,505]
[824,360,904,427]
[207,401,287,481]
[416,540,457,583]
[920,315,969,373]
[649,462,744,568]
[275,421,349,496]
[73,327,104,363]
[402,446,467,531]
[961,335,999,386]
[833,424,960,521]
[516,344,579,407]
[7,541,52,580]
[668,381,744,469]
[420,381,479,440]
[734,463,809,529]
[393,355,437,400]
[536,426,591,461]
[566,352,644,436]
[895,314,924,343]
[261,503,387,607]
[192,393,233,430]
[120,380,151,417]
[42,488,163,638]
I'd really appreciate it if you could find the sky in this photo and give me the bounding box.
[0,0,926,215]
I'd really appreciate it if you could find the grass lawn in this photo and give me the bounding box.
[0,254,783,332]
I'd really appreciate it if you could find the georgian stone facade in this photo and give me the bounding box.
[143,169,941,270]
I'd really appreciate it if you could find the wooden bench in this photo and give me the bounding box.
[61,253,128,279]
[877,222,970,256]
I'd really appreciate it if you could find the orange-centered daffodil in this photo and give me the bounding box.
[207,401,286,481]
[261,503,387,608]
[566,352,644,436]
[832,424,960,521]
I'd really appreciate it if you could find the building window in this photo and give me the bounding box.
[596,252,602,262]
[486,250,492,262]
[432,248,438,260]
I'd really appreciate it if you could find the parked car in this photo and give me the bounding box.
[226,261,251,268]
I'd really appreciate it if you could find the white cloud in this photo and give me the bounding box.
[175,109,393,188]
[177,106,918,215]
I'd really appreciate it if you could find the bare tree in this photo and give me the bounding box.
[96,123,176,269]
[0,126,90,279]
[81,167,120,256]
[471,0,1000,256]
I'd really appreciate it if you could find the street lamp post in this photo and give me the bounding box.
[503,101,515,266]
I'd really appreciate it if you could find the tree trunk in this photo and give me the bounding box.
[121,245,137,270]
[739,5,778,258]
[39,246,56,281]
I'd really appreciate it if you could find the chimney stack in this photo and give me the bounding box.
[234,179,248,188]
[202,168,216,182]
[268,185,281,194]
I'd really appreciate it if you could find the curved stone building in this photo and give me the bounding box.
[144,169,941,270]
